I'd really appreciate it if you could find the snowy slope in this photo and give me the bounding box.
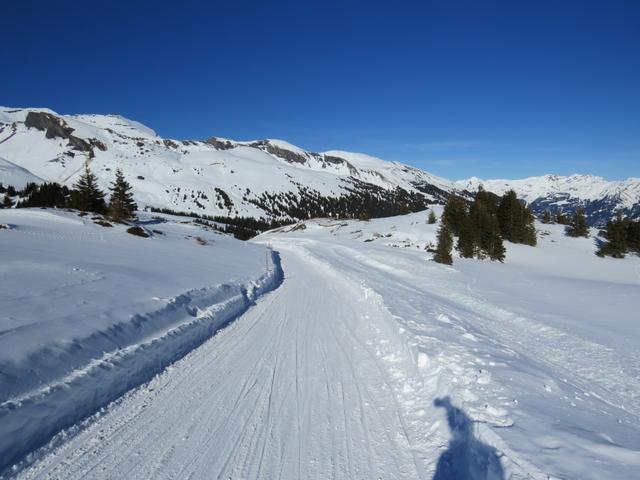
[457,175,640,226]
[0,208,281,473]
[2,106,637,226]
[9,211,640,480]
[0,158,43,189]
[0,107,453,221]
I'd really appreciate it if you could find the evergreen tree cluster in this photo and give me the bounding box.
[148,206,291,240]
[565,208,589,237]
[16,183,70,208]
[2,166,138,222]
[435,188,536,264]
[248,180,429,221]
[596,212,640,258]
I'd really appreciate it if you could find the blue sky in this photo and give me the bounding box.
[2,0,639,180]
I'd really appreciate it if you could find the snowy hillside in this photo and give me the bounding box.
[0,208,281,473]
[0,107,452,222]
[457,174,640,226]
[4,106,637,228]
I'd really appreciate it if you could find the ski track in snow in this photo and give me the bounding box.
[15,248,442,480]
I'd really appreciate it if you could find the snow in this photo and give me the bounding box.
[0,208,281,473]
[0,107,457,221]
[0,158,43,189]
[5,209,639,479]
[2,105,638,221]
[456,174,640,210]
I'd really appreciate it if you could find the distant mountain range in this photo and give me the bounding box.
[1,106,638,226]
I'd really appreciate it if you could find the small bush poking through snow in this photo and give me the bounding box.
[94,220,113,228]
[127,226,149,238]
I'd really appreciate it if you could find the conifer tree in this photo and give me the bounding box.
[566,208,589,237]
[541,211,553,224]
[108,169,137,221]
[626,219,640,254]
[496,190,536,245]
[456,215,477,258]
[69,165,106,213]
[442,195,468,236]
[555,212,570,225]
[434,222,454,265]
[471,200,505,261]
[597,212,627,258]
[427,209,437,224]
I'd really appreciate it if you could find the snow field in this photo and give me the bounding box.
[0,209,281,474]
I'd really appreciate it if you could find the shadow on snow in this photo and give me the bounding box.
[432,397,505,480]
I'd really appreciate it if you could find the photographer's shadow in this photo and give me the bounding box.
[432,397,505,480]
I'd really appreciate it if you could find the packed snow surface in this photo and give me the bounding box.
[5,209,639,479]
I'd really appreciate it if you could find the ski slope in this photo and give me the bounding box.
[6,212,640,479]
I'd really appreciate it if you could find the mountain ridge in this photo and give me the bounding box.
[1,106,638,226]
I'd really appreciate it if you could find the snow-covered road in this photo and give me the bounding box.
[12,214,640,480]
[18,247,436,480]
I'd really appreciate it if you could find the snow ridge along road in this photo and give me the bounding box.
[0,209,284,475]
[16,246,443,480]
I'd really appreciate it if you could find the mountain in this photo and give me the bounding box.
[456,175,640,226]
[0,107,453,222]
[1,106,638,227]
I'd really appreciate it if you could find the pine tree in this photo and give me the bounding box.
[486,214,506,261]
[597,212,627,258]
[471,200,505,261]
[434,222,454,265]
[541,211,553,224]
[566,208,589,237]
[626,219,640,254]
[69,165,106,213]
[108,169,137,221]
[456,215,477,258]
[2,195,13,208]
[555,212,570,225]
[427,209,437,224]
[496,190,536,246]
[442,195,468,236]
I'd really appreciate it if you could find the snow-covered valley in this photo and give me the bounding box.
[1,208,638,479]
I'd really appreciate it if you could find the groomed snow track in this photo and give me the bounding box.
[12,246,437,480]
[1,251,283,477]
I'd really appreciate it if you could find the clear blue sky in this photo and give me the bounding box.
[2,0,639,180]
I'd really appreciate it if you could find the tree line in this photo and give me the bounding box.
[1,165,137,221]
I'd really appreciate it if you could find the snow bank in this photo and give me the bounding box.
[0,209,282,473]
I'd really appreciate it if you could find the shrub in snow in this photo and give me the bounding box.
[127,226,149,238]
